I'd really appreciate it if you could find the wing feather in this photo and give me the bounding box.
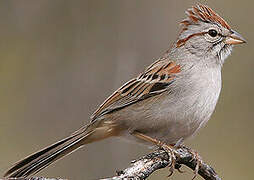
[91,59,181,120]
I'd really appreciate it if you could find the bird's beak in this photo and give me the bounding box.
[225,30,246,45]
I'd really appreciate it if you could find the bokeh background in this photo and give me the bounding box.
[0,0,253,179]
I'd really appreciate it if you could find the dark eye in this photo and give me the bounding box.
[208,29,218,37]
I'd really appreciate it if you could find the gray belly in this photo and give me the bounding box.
[108,69,222,145]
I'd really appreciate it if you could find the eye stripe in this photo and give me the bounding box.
[176,32,206,47]
[177,30,226,48]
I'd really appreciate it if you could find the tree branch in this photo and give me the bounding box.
[103,146,221,180]
[2,178,64,180]
[2,146,221,180]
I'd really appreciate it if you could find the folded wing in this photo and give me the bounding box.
[91,59,181,120]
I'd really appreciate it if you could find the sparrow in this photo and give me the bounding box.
[4,4,246,178]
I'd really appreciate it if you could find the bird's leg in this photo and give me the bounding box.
[131,131,179,177]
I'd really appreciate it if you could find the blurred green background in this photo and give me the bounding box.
[0,0,253,179]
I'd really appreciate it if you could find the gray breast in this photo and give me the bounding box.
[112,65,222,145]
[154,66,222,143]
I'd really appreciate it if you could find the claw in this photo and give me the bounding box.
[168,158,176,177]
[177,167,185,174]
[167,169,174,177]
[175,164,185,173]
[189,150,203,180]
[160,144,178,177]
[178,145,203,179]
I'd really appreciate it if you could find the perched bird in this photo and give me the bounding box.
[4,4,245,178]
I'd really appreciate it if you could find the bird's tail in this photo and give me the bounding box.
[4,120,118,178]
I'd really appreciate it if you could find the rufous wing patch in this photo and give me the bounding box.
[91,59,181,120]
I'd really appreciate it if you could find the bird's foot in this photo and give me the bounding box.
[131,132,185,177]
[179,145,203,179]
[158,143,181,177]
[190,149,202,180]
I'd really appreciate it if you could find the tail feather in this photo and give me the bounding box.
[4,120,119,178]
[4,125,97,178]
[4,134,76,177]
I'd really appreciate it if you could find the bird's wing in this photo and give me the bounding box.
[91,58,181,120]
